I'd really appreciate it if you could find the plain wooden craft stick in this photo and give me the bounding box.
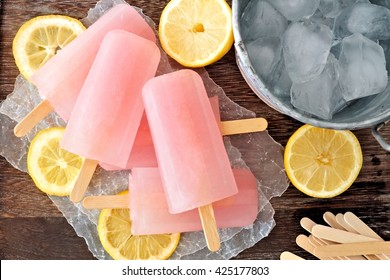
[300,217,367,260]
[220,118,268,135]
[323,212,345,230]
[308,235,342,260]
[70,159,99,203]
[344,212,383,240]
[280,251,305,260]
[198,204,220,252]
[14,100,53,137]
[312,225,380,244]
[333,214,380,260]
[336,213,359,233]
[344,212,390,260]
[296,235,326,260]
[309,235,366,260]
[82,195,130,209]
[301,218,343,258]
[300,217,316,233]
[314,241,390,258]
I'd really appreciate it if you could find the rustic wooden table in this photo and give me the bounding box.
[1,0,389,260]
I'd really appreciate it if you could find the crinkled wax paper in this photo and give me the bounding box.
[0,0,289,259]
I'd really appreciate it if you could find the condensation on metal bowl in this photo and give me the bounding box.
[232,0,390,151]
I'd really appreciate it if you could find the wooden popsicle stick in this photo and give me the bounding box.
[323,211,345,230]
[70,159,99,203]
[301,217,367,260]
[220,118,268,135]
[310,235,366,260]
[336,213,359,233]
[82,195,130,209]
[300,217,317,233]
[312,225,380,243]
[334,213,380,260]
[314,241,390,258]
[198,204,220,252]
[308,235,343,260]
[301,218,365,260]
[295,235,325,260]
[344,212,390,260]
[344,212,383,240]
[280,251,305,260]
[14,100,53,137]
[309,235,343,260]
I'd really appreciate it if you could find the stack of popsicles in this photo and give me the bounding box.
[19,3,266,252]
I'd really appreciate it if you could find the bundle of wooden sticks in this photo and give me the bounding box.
[281,211,390,260]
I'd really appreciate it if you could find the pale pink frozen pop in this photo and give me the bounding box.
[31,4,155,120]
[130,168,258,235]
[143,69,236,251]
[99,96,221,170]
[142,69,238,214]
[61,30,160,202]
[14,4,156,137]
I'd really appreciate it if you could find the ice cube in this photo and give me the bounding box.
[379,40,390,71]
[283,21,333,83]
[241,0,288,41]
[319,0,342,18]
[334,3,390,40]
[319,0,368,18]
[308,9,335,29]
[330,42,342,59]
[266,0,320,21]
[270,59,293,99]
[247,37,282,82]
[291,54,346,120]
[247,36,292,99]
[371,0,390,8]
[339,33,388,101]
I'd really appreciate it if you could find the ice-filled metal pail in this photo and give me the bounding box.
[232,0,390,151]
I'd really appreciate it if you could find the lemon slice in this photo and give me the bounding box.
[159,0,234,67]
[13,15,85,80]
[27,127,84,196]
[284,124,363,198]
[98,191,180,260]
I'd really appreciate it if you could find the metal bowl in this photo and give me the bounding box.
[232,0,390,151]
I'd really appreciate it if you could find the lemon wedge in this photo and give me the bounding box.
[13,15,85,80]
[284,124,363,198]
[98,191,180,260]
[27,127,84,196]
[159,0,234,67]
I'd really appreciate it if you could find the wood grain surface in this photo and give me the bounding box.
[1,0,389,260]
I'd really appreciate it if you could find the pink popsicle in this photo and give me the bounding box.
[130,168,258,235]
[30,4,155,121]
[142,69,238,214]
[99,95,221,170]
[61,30,160,168]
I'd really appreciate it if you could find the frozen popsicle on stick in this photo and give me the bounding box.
[60,30,160,203]
[100,96,219,170]
[143,69,238,251]
[83,168,258,234]
[14,4,155,137]
[130,168,258,234]
[100,96,268,170]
